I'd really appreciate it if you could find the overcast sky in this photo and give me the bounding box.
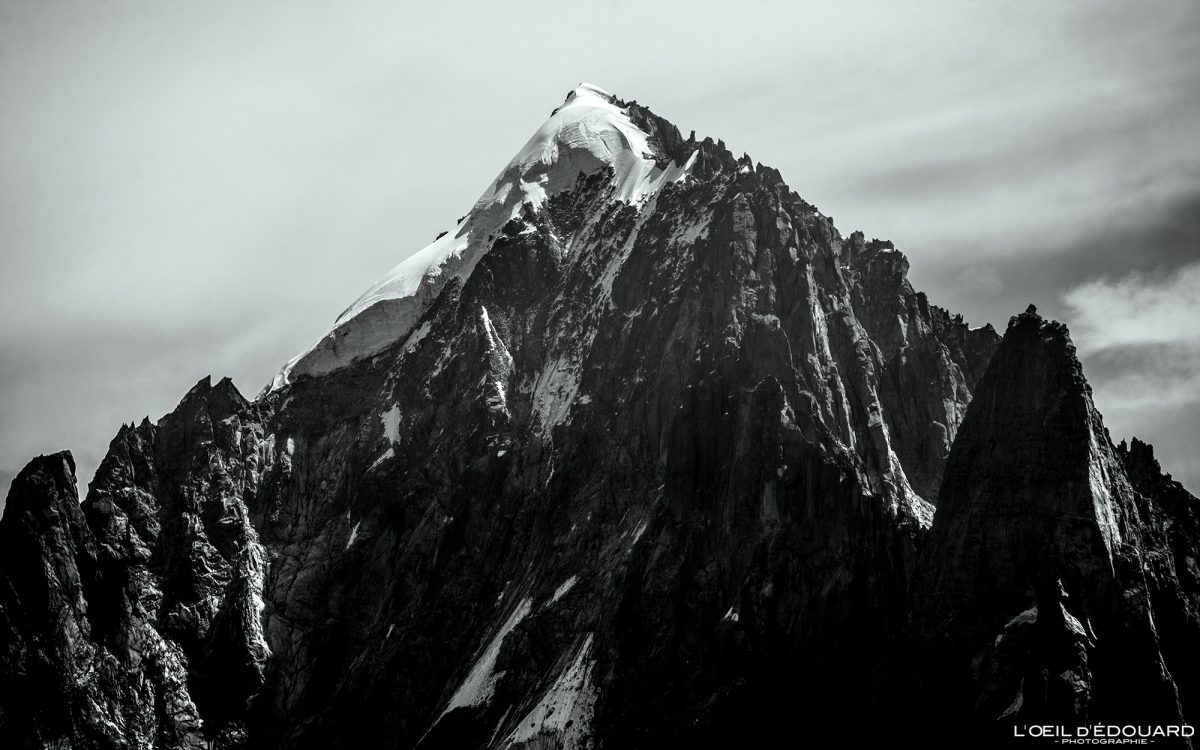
[2,0,1198,504]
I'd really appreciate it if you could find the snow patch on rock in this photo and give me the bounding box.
[480,306,514,412]
[502,633,597,749]
[381,403,401,444]
[369,447,395,471]
[549,575,578,605]
[440,596,533,718]
[345,521,362,550]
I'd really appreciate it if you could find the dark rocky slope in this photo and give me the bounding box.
[1,88,1195,749]
[909,308,1199,746]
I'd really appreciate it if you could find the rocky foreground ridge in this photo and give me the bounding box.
[1,85,1197,749]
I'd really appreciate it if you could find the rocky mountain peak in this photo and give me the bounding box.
[910,307,1198,740]
[0,452,98,744]
[271,84,701,392]
[2,85,1196,749]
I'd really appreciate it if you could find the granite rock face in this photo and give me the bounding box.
[909,308,1200,746]
[1,379,271,749]
[2,89,1196,749]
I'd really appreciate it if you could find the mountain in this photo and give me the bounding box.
[909,308,1200,742]
[1,84,1196,749]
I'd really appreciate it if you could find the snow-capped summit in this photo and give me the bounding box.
[267,83,694,392]
[12,77,1198,750]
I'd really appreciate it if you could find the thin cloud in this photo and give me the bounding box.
[1064,262,1200,354]
[1064,264,1200,489]
[1083,343,1200,410]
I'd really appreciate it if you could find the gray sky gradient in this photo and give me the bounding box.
[2,0,1198,505]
